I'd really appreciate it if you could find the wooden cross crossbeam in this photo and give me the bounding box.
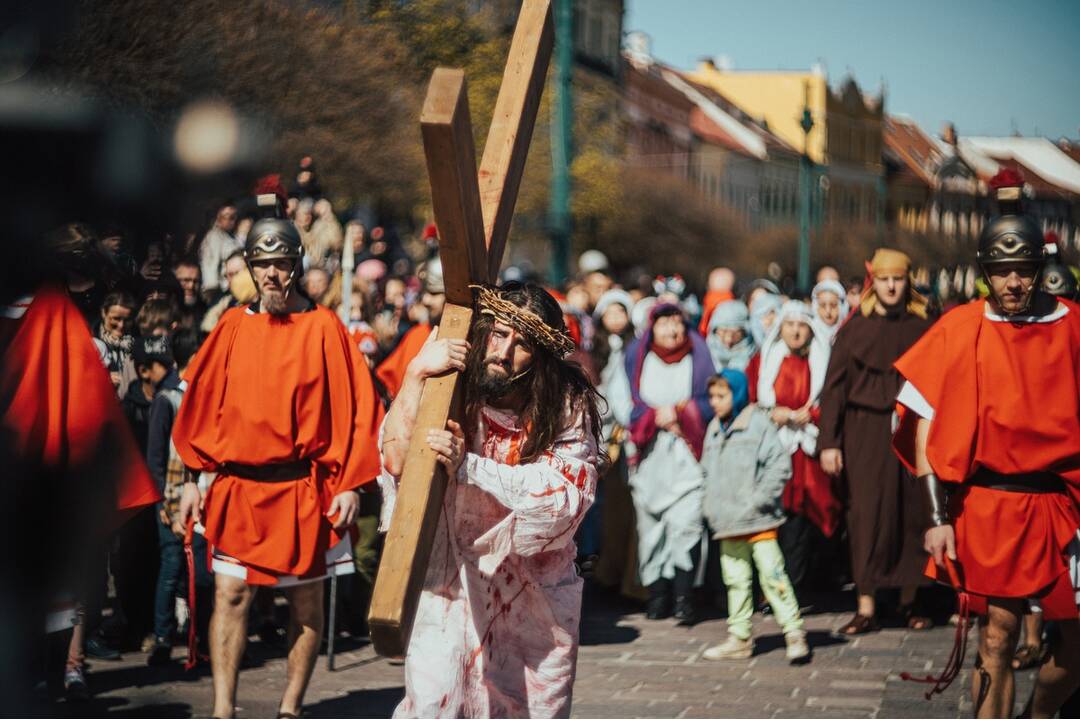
[368,0,554,659]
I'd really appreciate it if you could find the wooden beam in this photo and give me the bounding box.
[368,5,555,660]
[477,0,554,282]
[368,68,491,658]
[367,302,472,658]
[419,68,488,306]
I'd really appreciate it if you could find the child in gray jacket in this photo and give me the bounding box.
[700,369,809,663]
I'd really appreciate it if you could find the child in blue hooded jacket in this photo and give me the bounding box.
[699,369,809,663]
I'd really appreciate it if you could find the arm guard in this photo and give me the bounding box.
[919,472,950,527]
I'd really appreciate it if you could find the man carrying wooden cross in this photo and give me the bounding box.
[379,281,602,717]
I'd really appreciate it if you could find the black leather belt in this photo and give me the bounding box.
[969,468,1065,494]
[221,460,310,482]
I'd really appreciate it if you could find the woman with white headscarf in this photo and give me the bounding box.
[587,289,640,595]
[748,293,783,348]
[811,279,849,344]
[746,301,840,591]
[706,300,756,372]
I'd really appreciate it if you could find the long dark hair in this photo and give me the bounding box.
[463,282,602,464]
[591,310,635,373]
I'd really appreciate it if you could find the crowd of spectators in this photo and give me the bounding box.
[45,154,1022,700]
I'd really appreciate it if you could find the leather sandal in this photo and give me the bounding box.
[839,613,879,635]
[899,603,934,631]
[1012,644,1046,670]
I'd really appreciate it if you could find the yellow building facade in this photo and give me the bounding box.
[687,61,828,163]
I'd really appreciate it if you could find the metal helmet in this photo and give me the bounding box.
[975,214,1045,312]
[418,254,445,295]
[1041,258,1078,300]
[244,217,305,290]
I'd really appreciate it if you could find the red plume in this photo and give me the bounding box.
[988,168,1024,190]
[253,174,288,206]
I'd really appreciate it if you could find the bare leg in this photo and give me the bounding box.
[1029,619,1080,718]
[857,593,875,618]
[1023,612,1041,645]
[210,575,255,718]
[66,617,85,672]
[973,598,1023,719]
[278,580,325,716]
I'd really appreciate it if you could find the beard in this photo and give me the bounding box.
[475,359,518,400]
[261,286,288,315]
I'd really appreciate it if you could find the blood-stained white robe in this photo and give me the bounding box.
[378,401,598,718]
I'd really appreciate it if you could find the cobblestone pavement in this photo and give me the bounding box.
[53,589,1037,718]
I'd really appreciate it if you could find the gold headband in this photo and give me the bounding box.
[869,248,911,276]
[471,285,576,357]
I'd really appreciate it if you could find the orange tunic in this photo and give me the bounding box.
[0,285,159,518]
[172,305,384,584]
[375,323,429,398]
[698,290,735,336]
[894,299,1080,617]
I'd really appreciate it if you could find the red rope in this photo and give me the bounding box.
[900,558,972,699]
[183,519,206,671]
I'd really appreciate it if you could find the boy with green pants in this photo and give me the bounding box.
[700,370,809,663]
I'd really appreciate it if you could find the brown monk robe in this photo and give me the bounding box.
[818,295,932,632]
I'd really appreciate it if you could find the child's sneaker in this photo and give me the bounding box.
[702,635,753,660]
[784,630,811,664]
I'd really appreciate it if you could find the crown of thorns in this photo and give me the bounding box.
[471,285,576,357]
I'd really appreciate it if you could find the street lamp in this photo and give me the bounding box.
[797,82,814,293]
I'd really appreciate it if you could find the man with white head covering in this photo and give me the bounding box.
[746,301,838,591]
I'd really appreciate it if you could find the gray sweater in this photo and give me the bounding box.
[701,405,792,539]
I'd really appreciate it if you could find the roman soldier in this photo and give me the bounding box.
[893,213,1080,717]
[174,217,383,718]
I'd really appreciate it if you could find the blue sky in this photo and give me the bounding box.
[624,0,1080,139]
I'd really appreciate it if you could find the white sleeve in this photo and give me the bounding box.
[897,380,935,420]
[374,415,398,532]
[461,408,598,556]
[199,231,221,293]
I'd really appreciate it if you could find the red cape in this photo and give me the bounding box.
[0,286,159,520]
[375,323,430,398]
[893,299,1080,617]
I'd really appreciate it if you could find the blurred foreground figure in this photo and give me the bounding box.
[894,214,1080,718]
[173,218,384,718]
[1,283,160,704]
[378,283,601,717]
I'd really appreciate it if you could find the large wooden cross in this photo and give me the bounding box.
[367,0,554,658]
